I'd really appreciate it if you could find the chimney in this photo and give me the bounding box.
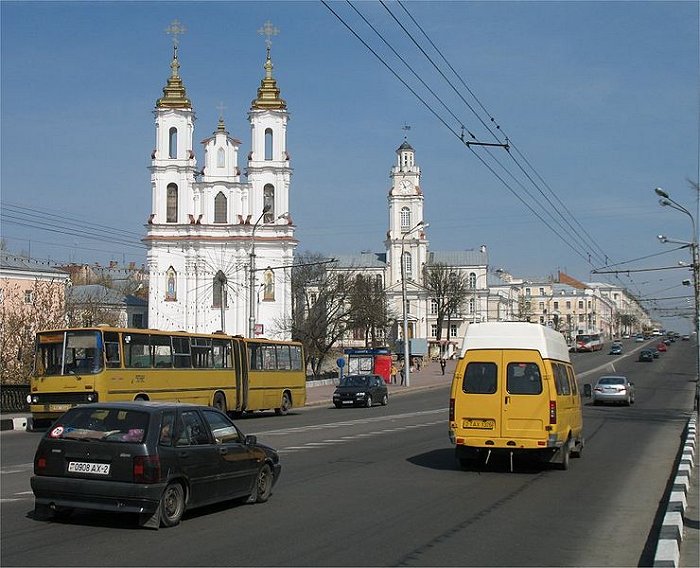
[480,245,487,253]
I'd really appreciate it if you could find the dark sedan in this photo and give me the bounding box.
[30,402,281,529]
[333,374,389,408]
[638,349,654,362]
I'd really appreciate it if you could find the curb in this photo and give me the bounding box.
[0,416,30,432]
[653,414,697,568]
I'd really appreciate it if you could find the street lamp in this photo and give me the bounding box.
[248,205,271,338]
[400,220,427,387]
[655,187,699,383]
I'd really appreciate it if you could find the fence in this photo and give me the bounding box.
[1,384,30,413]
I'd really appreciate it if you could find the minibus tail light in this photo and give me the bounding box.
[549,400,557,424]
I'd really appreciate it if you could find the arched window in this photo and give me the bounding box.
[265,128,273,161]
[217,147,225,168]
[263,269,275,301]
[168,127,177,159]
[400,207,411,231]
[403,251,413,280]
[469,272,477,289]
[214,192,227,223]
[166,184,178,223]
[469,298,475,314]
[165,267,177,301]
[263,185,275,222]
[213,271,227,308]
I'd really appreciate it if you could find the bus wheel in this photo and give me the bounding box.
[275,392,292,415]
[134,395,148,402]
[213,392,227,413]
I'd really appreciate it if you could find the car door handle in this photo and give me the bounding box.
[219,448,228,455]
[504,396,510,405]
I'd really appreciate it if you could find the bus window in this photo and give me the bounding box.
[172,336,192,368]
[65,331,102,375]
[248,343,262,370]
[152,335,172,368]
[192,337,212,368]
[262,344,277,370]
[290,345,302,371]
[104,332,121,368]
[35,333,65,376]
[124,333,150,368]
[463,362,497,394]
[276,345,291,370]
[212,339,230,368]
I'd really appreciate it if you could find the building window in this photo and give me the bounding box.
[539,287,545,295]
[132,314,144,328]
[468,298,475,314]
[400,207,411,231]
[469,272,476,289]
[214,192,227,223]
[168,127,177,159]
[450,324,457,338]
[166,183,178,223]
[566,301,571,309]
[578,301,584,309]
[431,324,437,338]
[24,290,33,304]
[403,251,412,280]
[539,302,545,310]
[213,271,228,308]
[578,314,584,323]
[375,274,382,289]
[430,299,438,315]
[263,185,275,222]
[263,269,275,301]
[525,288,531,297]
[265,128,273,160]
[553,301,559,310]
[166,266,177,301]
[217,147,225,168]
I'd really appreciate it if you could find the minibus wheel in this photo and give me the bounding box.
[557,439,572,470]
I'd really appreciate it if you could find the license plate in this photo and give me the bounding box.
[49,404,71,412]
[68,461,110,475]
[463,418,495,430]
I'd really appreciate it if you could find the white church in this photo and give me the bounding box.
[145,22,296,339]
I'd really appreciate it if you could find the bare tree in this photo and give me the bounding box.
[424,263,470,350]
[348,274,390,347]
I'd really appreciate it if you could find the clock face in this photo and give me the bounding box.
[399,180,412,193]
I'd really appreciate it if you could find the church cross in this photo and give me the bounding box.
[165,20,186,46]
[216,101,227,120]
[258,20,279,49]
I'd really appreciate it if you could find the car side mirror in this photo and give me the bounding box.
[583,384,592,398]
[245,434,257,446]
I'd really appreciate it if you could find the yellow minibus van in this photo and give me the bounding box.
[449,322,584,471]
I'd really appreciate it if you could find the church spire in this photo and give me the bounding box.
[251,21,286,110]
[156,20,191,109]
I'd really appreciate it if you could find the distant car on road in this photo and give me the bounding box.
[30,402,281,529]
[593,375,636,406]
[652,349,660,358]
[609,344,622,355]
[656,342,667,352]
[333,374,388,408]
[638,349,654,362]
[682,334,690,341]
[635,335,645,343]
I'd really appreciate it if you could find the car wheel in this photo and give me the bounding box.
[275,392,292,416]
[625,395,631,406]
[334,402,342,409]
[159,482,185,527]
[381,393,388,406]
[247,464,273,504]
[593,399,601,406]
[571,437,584,458]
[365,395,373,408]
[213,392,227,414]
[557,439,571,470]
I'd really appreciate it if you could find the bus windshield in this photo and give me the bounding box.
[35,330,104,376]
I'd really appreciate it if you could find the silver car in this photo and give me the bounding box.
[593,375,635,406]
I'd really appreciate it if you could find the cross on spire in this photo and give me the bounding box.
[216,101,227,120]
[165,20,186,47]
[402,123,411,140]
[258,20,279,52]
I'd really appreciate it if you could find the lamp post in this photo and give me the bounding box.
[249,205,270,338]
[400,221,427,387]
[655,187,699,383]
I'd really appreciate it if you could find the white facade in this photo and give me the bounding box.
[145,42,296,338]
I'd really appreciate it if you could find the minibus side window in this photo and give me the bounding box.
[553,363,571,395]
[463,362,497,394]
[507,363,543,395]
[566,365,578,395]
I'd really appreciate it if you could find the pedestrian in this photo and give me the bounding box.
[391,363,398,384]
[399,363,405,385]
[440,358,446,375]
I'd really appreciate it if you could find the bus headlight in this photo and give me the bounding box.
[86,393,98,402]
[27,394,40,404]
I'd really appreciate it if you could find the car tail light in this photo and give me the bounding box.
[133,456,161,483]
[449,398,455,422]
[549,401,557,424]
[34,456,47,475]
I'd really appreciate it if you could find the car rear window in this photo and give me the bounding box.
[462,362,497,394]
[507,363,543,395]
[48,407,149,443]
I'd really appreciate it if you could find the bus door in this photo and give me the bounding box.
[502,353,546,442]
[231,339,248,412]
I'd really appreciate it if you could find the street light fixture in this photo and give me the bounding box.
[655,187,699,384]
[400,220,427,387]
[248,205,271,338]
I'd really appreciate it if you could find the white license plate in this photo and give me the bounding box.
[463,418,496,430]
[68,461,110,475]
[49,404,71,412]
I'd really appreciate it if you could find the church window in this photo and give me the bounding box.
[213,271,228,308]
[468,298,475,314]
[430,299,438,315]
[214,192,227,223]
[263,269,275,301]
[468,272,477,289]
[166,184,178,223]
[265,128,273,160]
[403,251,413,280]
[165,267,177,301]
[400,207,411,231]
[168,127,177,159]
[217,147,225,168]
[263,185,275,222]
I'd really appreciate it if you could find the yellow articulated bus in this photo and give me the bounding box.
[28,327,306,428]
[449,322,584,471]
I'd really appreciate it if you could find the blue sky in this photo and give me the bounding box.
[1,1,698,331]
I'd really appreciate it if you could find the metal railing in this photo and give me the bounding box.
[1,385,30,413]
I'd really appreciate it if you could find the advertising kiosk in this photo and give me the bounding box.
[343,348,392,383]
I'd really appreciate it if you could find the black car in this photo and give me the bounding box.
[30,402,281,529]
[638,349,654,362]
[333,374,389,408]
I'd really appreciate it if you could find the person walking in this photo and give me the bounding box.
[440,358,446,375]
[399,362,405,385]
[391,363,398,384]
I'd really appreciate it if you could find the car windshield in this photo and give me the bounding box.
[340,376,369,387]
[598,377,626,385]
[47,407,149,443]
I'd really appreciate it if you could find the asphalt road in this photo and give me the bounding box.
[1,338,696,566]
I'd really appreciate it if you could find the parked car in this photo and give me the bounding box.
[609,344,622,355]
[592,375,636,406]
[333,374,388,408]
[638,349,654,362]
[30,402,281,529]
[657,342,667,352]
[682,334,690,341]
